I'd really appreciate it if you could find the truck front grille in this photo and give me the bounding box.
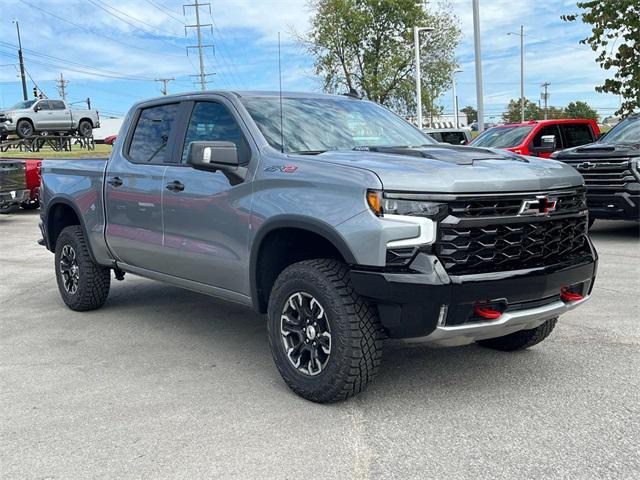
[434,217,590,275]
[448,188,586,217]
[562,158,635,188]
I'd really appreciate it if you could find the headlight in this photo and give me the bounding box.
[367,190,448,220]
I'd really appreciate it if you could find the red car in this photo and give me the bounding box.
[471,119,600,158]
[0,158,42,210]
[104,135,117,145]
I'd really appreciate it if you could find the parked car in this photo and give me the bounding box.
[0,160,30,214]
[423,128,472,145]
[40,91,597,403]
[471,119,600,158]
[0,99,100,139]
[552,114,640,225]
[104,135,117,145]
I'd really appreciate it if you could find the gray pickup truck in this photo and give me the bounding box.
[39,91,597,402]
[0,99,100,139]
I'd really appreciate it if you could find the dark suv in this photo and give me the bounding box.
[553,115,640,225]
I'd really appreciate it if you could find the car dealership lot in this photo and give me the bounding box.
[1,210,639,479]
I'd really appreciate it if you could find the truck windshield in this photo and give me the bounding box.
[10,100,37,110]
[241,96,435,153]
[472,126,534,148]
[600,117,640,144]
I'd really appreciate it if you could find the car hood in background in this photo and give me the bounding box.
[553,142,640,160]
[313,145,584,193]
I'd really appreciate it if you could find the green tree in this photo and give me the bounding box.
[546,106,566,119]
[302,0,461,119]
[461,105,477,123]
[564,100,598,120]
[502,99,543,123]
[563,1,640,115]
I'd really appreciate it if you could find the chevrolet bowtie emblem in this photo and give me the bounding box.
[518,195,558,216]
[577,162,595,169]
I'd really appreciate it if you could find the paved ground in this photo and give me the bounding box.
[1,210,639,479]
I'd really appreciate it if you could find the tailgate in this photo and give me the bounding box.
[0,160,27,192]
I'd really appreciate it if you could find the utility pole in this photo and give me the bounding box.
[541,82,550,120]
[413,26,434,130]
[184,0,214,91]
[13,21,28,101]
[56,73,70,101]
[472,0,485,133]
[155,77,175,95]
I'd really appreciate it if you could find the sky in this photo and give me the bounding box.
[0,0,622,121]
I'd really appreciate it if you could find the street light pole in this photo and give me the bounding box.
[452,69,462,128]
[472,0,485,133]
[508,26,525,122]
[414,26,434,130]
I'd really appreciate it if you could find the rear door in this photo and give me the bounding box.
[159,98,254,294]
[560,123,596,149]
[48,100,72,130]
[104,102,181,272]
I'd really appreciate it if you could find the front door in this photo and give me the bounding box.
[34,100,55,130]
[104,102,181,273]
[160,99,254,294]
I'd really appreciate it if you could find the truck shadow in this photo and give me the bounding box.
[103,279,569,403]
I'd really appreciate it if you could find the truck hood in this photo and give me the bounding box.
[553,142,640,160]
[312,145,583,193]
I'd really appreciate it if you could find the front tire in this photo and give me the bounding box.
[477,318,557,351]
[267,259,383,403]
[16,119,34,138]
[54,225,111,311]
[21,199,40,210]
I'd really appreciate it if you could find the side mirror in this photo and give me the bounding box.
[188,141,239,170]
[531,134,556,154]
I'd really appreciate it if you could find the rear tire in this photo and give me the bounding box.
[21,199,40,210]
[78,120,93,138]
[54,225,111,311]
[267,259,383,403]
[477,318,557,351]
[0,203,20,214]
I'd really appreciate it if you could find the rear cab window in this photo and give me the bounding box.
[126,103,180,164]
[561,123,595,148]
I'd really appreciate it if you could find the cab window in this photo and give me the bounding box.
[127,103,180,164]
[36,101,51,111]
[532,125,562,149]
[181,101,249,164]
[561,123,595,148]
[50,100,66,110]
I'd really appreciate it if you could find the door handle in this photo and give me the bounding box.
[165,180,185,192]
[107,176,123,187]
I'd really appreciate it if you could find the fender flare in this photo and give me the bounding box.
[249,215,358,312]
[45,196,98,263]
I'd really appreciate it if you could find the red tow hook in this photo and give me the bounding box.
[561,288,584,302]
[473,306,502,319]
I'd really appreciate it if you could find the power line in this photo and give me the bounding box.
[17,0,185,59]
[142,0,186,24]
[94,0,182,37]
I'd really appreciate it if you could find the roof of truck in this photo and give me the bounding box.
[494,118,598,128]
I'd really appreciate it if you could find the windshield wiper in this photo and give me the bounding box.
[290,150,327,155]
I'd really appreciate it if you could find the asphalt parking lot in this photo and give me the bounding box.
[1,210,639,479]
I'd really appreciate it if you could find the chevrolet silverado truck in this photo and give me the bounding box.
[0,160,30,213]
[552,114,640,225]
[0,99,99,139]
[39,91,597,402]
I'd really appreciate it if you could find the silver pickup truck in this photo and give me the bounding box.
[39,91,597,402]
[0,99,100,139]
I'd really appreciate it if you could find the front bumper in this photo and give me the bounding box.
[0,121,15,134]
[351,248,597,344]
[0,188,30,207]
[586,188,640,221]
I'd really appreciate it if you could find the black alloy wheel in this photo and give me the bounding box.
[280,291,332,376]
